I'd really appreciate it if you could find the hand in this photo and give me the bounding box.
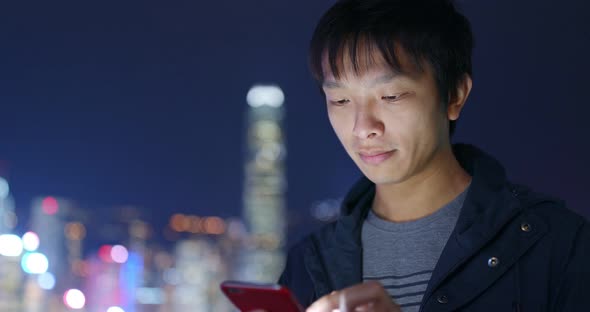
[306,281,401,312]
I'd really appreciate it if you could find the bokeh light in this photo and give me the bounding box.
[21,252,49,274]
[22,232,40,251]
[107,307,125,312]
[37,272,56,290]
[65,222,86,240]
[0,234,23,257]
[170,213,189,232]
[203,217,226,235]
[63,289,86,309]
[41,196,59,215]
[247,85,285,108]
[111,245,129,263]
[98,245,113,263]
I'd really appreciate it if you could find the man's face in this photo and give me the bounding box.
[322,50,453,186]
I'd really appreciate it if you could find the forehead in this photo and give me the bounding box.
[322,67,400,90]
[320,39,422,84]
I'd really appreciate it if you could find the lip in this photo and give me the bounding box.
[358,150,395,165]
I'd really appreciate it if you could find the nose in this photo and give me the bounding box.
[352,106,384,139]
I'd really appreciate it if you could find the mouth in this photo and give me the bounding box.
[358,150,396,165]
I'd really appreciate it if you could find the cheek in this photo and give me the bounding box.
[387,101,440,146]
[384,107,423,138]
[327,110,351,144]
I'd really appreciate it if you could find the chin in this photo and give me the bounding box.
[364,172,406,186]
[355,157,407,185]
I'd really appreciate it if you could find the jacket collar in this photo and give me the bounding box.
[310,144,532,294]
[333,144,516,247]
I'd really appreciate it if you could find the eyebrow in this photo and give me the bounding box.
[322,73,400,89]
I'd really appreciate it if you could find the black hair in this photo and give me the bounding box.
[309,0,473,136]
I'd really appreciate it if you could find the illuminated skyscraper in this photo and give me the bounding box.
[239,85,287,282]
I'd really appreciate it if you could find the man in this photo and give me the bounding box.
[278,0,590,311]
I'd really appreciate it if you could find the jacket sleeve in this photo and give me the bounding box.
[278,240,317,308]
[552,219,590,311]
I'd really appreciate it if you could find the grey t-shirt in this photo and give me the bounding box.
[362,187,469,311]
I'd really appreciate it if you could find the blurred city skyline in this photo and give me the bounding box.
[1,0,589,248]
[0,83,311,311]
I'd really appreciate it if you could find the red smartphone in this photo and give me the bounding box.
[220,280,304,312]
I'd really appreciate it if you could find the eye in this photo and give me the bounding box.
[382,93,408,102]
[329,99,350,106]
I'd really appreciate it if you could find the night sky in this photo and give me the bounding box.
[0,0,589,246]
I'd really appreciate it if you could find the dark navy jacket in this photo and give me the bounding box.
[279,144,590,311]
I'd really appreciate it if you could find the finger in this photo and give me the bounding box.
[339,281,400,312]
[306,291,340,312]
[352,303,373,312]
[339,291,347,312]
[339,291,373,312]
[307,282,400,312]
[339,281,383,309]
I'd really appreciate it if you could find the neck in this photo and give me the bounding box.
[372,145,472,223]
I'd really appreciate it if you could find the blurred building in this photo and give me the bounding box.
[0,176,16,234]
[1,181,268,312]
[83,206,150,312]
[172,238,232,312]
[83,245,138,312]
[0,234,23,312]
[23,196,90,312]
[30,197,67,285]
[0,255,22,312]
[238,85,287,282]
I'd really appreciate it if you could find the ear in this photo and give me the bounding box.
[447,74,472,121]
